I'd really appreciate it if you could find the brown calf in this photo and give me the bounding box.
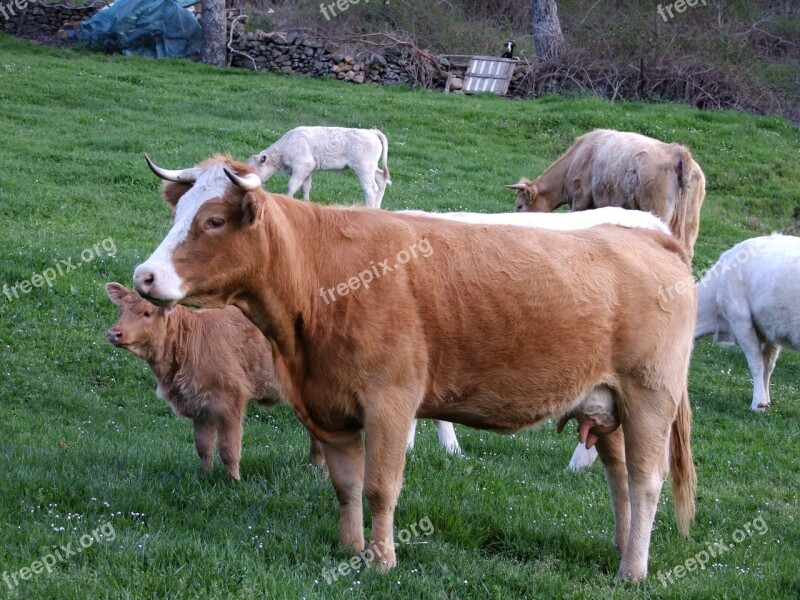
[507,129,706,257]
[132,155,697,581]
[105,282,324,480]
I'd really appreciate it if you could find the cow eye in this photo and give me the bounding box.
[143,310,153,318]
[259,155,266,165]
[204,217,225,230]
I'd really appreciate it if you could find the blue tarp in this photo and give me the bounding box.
[79,0,202,59]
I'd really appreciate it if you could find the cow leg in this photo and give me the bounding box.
[406,418,418,450]
[193,418,217,477]
[217,412,244,481]
[374,171,388,207]
[732,325,770,411]
[308,432,327,472]
[567,443,598,471]
[761,343,781,408]
[615,388,673,581]
[362,401,415,569]
[286,167,312,200]
[718,282,770,410]
[355,168,380,208]
[595,426,629,555]
[322,432,366,553]
[301,176,313,201]
[435,421,461,455]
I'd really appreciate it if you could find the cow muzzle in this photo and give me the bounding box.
[133,265,181,308]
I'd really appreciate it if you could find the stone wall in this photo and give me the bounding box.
[1,1,105,37]
[230,29,420,88]
[228,27,530,95]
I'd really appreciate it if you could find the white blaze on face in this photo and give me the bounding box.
[134,164,233,303]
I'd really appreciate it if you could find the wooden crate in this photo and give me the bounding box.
[463,56,517,95]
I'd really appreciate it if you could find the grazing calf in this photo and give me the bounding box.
[248,126,391,208]
[507,129,706,258]
[134,155,697,581]
[105,282,324,479]
[695,234,800,411]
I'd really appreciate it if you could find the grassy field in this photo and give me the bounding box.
[1,34,799,599]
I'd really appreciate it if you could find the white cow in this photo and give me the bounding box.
[400,206,670,232]
[248,126,391,208]
[401,206,672,460]
[695,234,800,411]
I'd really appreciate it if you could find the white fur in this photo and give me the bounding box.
[696,234,800,411]
[406,419,462,455]
[248,126,391,208]
[568,445,598,470]
[133,164,234,303]
[400,206,670,233]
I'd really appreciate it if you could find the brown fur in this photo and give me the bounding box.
[105,282,324,480]
[507,129,706,258]
[135,155,697,580]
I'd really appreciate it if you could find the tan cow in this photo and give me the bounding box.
[105,282,325,480]
[132,154,697,581]
[507,129,706,258]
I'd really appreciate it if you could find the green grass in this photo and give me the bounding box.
[1,34,799,599]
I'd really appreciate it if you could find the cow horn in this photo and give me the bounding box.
[504,183,526,191]
[144,154,199,183]
[223,167,262,191]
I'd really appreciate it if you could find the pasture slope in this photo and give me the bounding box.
[0,34,798,599]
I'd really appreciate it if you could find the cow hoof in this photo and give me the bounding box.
[362,541,396,570]
[614,566,645,581]
[753,403,770,411]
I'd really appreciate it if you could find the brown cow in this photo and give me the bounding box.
[507,129,706,258]
[132,154,697,581]
[105,282,325,480]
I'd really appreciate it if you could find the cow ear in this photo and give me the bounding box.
[105,282,129,305]
[240,191,265,227]
[161,181,193,209]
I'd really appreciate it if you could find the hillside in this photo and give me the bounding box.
[0,34,799,598]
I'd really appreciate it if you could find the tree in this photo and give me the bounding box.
[530,0,566,59]
[200,0,227,66]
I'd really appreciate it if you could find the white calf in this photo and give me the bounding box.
[695,234,800,411]
[400,206,670,233]
[248,126,391,208]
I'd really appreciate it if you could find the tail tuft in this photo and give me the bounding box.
[671,389,696,537]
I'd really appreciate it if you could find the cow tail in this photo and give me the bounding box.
[373,129,391,185]
[673,145,693,192]
[670,388,696,537]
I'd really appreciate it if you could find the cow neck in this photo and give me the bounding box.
[145,307,192,386]
[233,194,318,377]
[535,149,572,209]
[230,198,351,445]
